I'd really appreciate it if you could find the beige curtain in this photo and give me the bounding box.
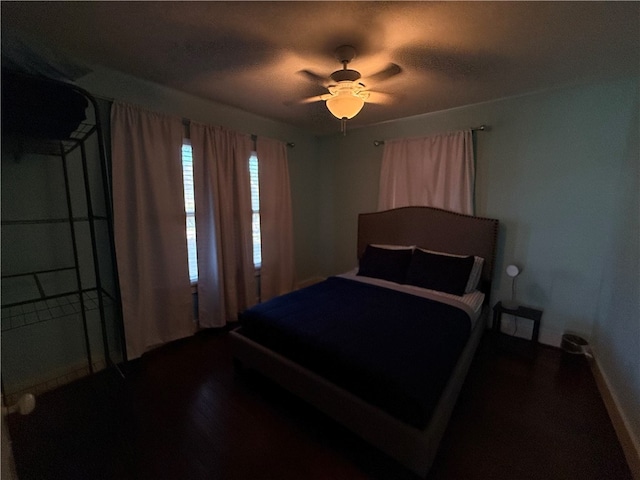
[191,123,255,327]
[256,137,295,301]
[111,103,194,359]
[378,130,475,214]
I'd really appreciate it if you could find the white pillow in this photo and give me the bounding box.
[371,244,415,251]
[416,247,484,293]
[466,256,485,292]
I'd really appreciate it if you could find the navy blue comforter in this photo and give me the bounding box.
[237,276,471,429]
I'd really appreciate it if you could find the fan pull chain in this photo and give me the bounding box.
[341,117,347,136]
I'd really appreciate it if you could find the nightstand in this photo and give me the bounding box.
[492,301,542,343]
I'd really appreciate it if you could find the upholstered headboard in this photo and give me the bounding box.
[357,206,499,299]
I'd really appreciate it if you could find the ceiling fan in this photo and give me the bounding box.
[297,45,402,134]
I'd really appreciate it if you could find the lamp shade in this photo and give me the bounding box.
[506,264,520,278]
[325,92,365,119]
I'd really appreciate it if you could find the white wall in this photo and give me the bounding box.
[592,98,639,450]
[315,77,639,447]
[317,79,637,343]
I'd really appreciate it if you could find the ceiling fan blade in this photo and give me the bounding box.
[284,94,325,106]
[362,63,402,85]
[298,69,331,87]
[364,91,395,105]
[299,95,325,104]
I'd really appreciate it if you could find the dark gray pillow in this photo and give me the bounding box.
[405,249,474,296]
[357,245,413,284]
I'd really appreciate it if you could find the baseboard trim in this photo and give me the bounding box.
[590,355,640,480]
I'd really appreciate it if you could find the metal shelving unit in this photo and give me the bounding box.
[1,72,125,404]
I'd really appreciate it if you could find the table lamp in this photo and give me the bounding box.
[503,264,520,309]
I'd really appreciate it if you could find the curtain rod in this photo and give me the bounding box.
[93,95,296,147]
[373,125,487,147]
[250,133,295,148]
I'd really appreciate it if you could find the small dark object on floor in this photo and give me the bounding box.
[561,333,590,355]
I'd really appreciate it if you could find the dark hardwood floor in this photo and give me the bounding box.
[7,329,632,480]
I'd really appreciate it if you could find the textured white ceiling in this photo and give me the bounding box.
[2,1,638,134]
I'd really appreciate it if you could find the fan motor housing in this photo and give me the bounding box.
[331,69,361,83]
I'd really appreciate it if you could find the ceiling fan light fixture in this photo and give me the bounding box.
[324,81,367,120]
[297,45,400,133]
[325,93,365,120]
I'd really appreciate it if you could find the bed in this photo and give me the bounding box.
[230,206,499,477]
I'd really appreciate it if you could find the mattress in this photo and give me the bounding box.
[237,276,475,429]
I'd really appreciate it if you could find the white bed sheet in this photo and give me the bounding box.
[337,269,485,326]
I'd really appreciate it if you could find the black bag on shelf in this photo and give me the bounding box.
[2,69,88,140]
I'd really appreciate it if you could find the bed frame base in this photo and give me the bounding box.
[230,307,487,477]
[232,206,498,476]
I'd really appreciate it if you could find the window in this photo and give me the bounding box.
[182,141,198,283]
[181,145,260,282]
[249,152,262,269]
